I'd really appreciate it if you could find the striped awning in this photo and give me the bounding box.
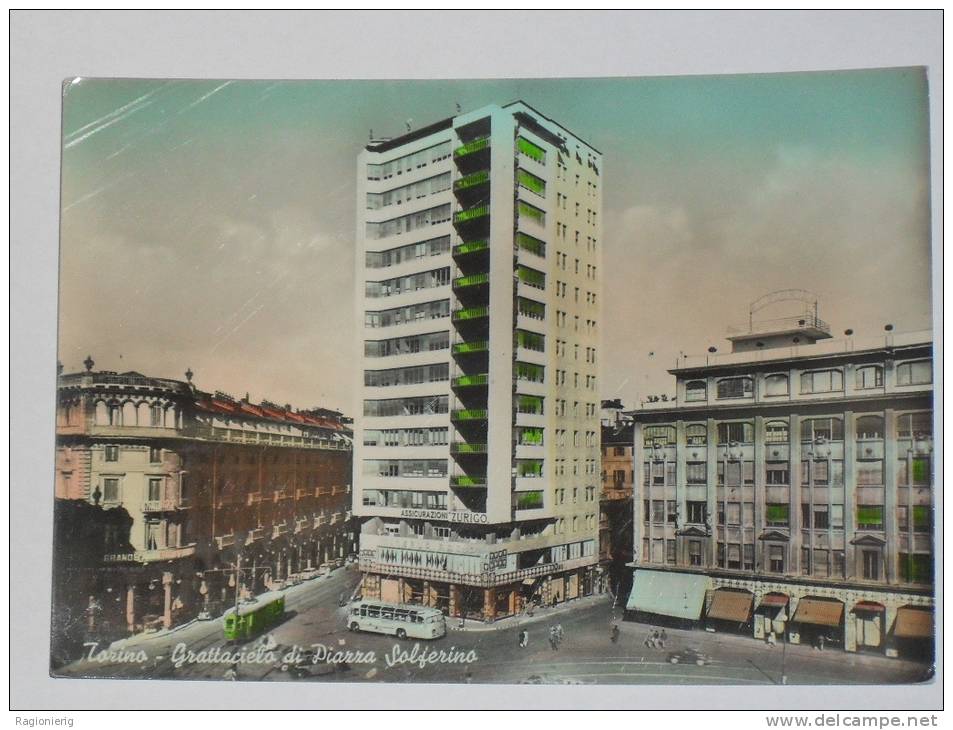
[707,590,754,623]
[759,593,789,608]
[894,607,933,639]
[626,569,710,620]
[792,598,844,628]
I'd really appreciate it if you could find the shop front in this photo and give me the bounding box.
[791,596,844,649]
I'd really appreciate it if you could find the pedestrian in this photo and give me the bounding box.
[659,628,667,649]
[556,623,564,644]
[767,630,776,647]
[224,662,238,681]
[610,624,620,644]
[819,635,825,652]
[549,626,558,651]
[518,629,528,648]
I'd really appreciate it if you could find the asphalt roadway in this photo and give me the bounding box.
[58,566,934,686]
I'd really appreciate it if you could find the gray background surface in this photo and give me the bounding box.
[11,9,943,710]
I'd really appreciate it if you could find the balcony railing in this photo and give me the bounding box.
[357,557,560,588]
[453,273,489,289]
[247,527,265,543]
[450,474,487,487]
[451,408,488,421]
[453,373,488,388]
[454,170,489,191]
[272,523,289,539]
[454,137,489,158]
[452,306,489,322]
[454,206,489,225]
[450,442,488,454]
[142,497,189,512]
[452,340,489,355]
[453,240,489,257]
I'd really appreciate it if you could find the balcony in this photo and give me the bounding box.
[453,239,489,257]
[453,136,489,159]
[142,497,189,512]
[214,534,235,550]
[454,205,489,227]
[452,340,489,355]
[452,306,489,322]
[451,408,488,422]
[453,272,489,290]
[315,514,328,527]
[247,527,265,543]
[272,523,290,539]
[246,493,263,506]
[454,170,489,192]
[453,373,488,388]
[295,517,310,533]
[450,442,488,455]
[450,474,487,488]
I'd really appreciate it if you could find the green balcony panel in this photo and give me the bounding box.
[518,201,545,225]
[516,329,545,352]
[453,240,489,256]
[451,443,488,454]
[453,373,488,387]
[516,460,544,478]
[452,306,489,322]
[451,408,488,421]
[516,395,544,415]
[517,169,546,196]
[451,474,487,487]
[517,137,546,164]
[453,273,490,289]
[516,232,546,257]
[514,491,544,510]
[515,361,545,382]
[517,265,546,289]
[518,427,544,446]
[454,137,490,158]
[454,170,490,191]
[517,296,545,319]
[454,206,490,224]
[452,340,489,355]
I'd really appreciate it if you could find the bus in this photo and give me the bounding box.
[346,600,446,640]
[223,591,285,641]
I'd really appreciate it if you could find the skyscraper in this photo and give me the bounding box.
[353,102,603,620]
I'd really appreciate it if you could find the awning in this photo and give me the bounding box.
[626,569,710,620]
[759,593,789,608]
[792,598,844,628]
[853,600,885,613]
[894,607,933,639]
[707,590,753,623]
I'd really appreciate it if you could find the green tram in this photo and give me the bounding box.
[223,591,286,641]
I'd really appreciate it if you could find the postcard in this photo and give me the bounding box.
[49,69,935,688]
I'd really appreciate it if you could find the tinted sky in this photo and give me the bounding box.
[58,69,932,412]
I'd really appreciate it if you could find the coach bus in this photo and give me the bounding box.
[346,600,446,640]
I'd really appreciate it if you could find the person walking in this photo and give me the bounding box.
[518,629,528,648]
[556,623,564,645]
[549,626,558,651]
[610,624,620,644]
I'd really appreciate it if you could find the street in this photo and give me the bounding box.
[58,567,934,686]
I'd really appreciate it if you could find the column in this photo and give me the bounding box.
[884,408,898,583]
[675,420,687,557]
[632,422,645,564]
[125,584,136,634]
[483,588,495,621]
[706,418,718,566]
[843,410,857,578]
[162,572,173,629]
[754,415,766,573]
[789,413,802,575]
[844,600,858,653]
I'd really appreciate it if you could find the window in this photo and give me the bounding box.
[856,460,883,486]
[743,544,755,570]
[687,501,707,524]
[686,462,707,485]
[666,539,677,563]
[102,477,120,503]
[800,369,844,394]
[899,553,932,584]
[763,373,790,397]
[857,505,884,530]
[855,365,883,389]
[765,503,789,527]
[149,446,162,463]
[862,550,881,580]
[896,360,932,386]
[726,502,741,525]
[765,421,789,443]
[856,415,884,440]
[148,477,162,501]
[685,381,706,402]
[766,461,789,485]
[688,540,703,566]
[912,505,932,533]
[769,546,785,573]
[666,500,678,524]
[899,457,932,486]
[831,504,844,529]
[896,412,932,440]
[717,421,754,444]
[800,417,844,442]
[685,424,707,446]
[643,425,675,447]
[104,445,119,462]
[813,504,830,529]
[716,377,753,399]
[651,500,665,524]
